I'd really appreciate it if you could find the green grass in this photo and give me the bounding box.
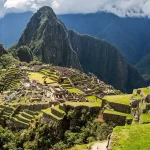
[86,96,102,106]
[67,88,83,94]
[110,124,150,150]
[54,105,65,114]
[104,109,132,119]
[28,72,55,84]
[140,113,150,123]
[140,88,150,96]
[132,89,142,99]
[104,95,132,105]
[42,108,62,120]
[65,102,101,107]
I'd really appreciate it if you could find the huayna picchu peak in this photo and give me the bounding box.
[12,6,146,93]
[15,6,82,70]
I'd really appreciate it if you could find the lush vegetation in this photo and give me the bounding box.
[110,124,150,150]
[0,109,114,150]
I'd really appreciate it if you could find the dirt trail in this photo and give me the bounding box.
[91,141,107,150]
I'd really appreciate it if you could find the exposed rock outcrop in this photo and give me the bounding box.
[68,30,146,93]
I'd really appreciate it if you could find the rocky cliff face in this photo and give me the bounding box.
[16,6,81,70]
[14,6,146,93]
[0,44,7,56]
[136,54,150,84]
[68,30,146,93]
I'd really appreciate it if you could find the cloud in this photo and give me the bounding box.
[1,0,150,18]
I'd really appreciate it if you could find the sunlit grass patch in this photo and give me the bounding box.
[110,124,150,150]
[67,88,83,94]
[104,95,132,105]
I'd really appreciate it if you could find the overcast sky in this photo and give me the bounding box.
[1,0,150,18]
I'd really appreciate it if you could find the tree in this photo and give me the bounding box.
[17,46,33,63]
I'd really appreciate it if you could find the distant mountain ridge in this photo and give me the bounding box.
[0,12,33,48]
[11,6,146,93]
[58,13,150,64]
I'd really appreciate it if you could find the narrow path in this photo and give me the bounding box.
[91,141,107,150]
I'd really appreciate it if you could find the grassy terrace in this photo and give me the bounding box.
[86,95,102,102]
[104,109,132,119]
[132,89,142,99]
[42,108,62,120]
[104,95,132,105]
[65,102,101,107]
[28,72,57,85]
[67,88,84,94]
[54,105,65,114]
[140,113,150,123]
[140,88,150,96]
[110,124,150,150]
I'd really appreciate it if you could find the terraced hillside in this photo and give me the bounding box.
[0,64,116,130]
[0,63,149,149]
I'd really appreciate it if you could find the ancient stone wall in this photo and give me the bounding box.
[19,102,59,111]
[51,108,64,118]
[103,113,126,126]
[107,101,131,113]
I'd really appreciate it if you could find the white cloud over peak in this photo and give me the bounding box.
[1,0,150,18]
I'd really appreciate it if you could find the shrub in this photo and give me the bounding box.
[17,46,33,63]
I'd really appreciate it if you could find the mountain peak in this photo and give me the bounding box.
[13,7,146,93]
[15,6,82,70]
[37,6,57,19]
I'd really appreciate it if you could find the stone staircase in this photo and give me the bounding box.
[11,109,39,129]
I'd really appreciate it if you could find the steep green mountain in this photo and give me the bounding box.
[15,7,81,70]
[68,30,146,93]
[58,13,150,83]
[58,13,150,65]
[137,54,150,84]
[13,6,146,92]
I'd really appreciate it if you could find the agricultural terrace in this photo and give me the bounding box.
[104,95,132,105]
[67,88,83,94]
[104,109,132,119]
